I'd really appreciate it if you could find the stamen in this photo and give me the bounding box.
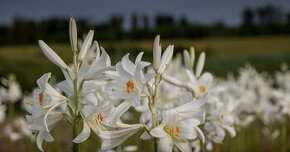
[97,113,104,122]
[199,85,206,93]
[126,80,135,94]
[39,92,44,105]
[175,126,180,134]
[220,114,224,120]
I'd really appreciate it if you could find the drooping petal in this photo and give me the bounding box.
[150,125,166,138]
[36,130,49,152]
[196,126,205,144]
[174,139,192,152]
[43,101,66,132]
[158,135,174,152]
[112,100,132,123]
[73,119,91,143]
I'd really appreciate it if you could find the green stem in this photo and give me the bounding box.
[8,102,14,119]
[72,50,80,152]
[148,73,161,152]
[202,143,206,152]
[282,115,288,152]
[72,119,79,152]
[154,138,158,152]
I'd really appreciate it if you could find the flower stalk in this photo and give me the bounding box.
[72,45,80,152]
[282,114,288,152]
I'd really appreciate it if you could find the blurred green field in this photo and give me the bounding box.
[0,35,290,151]
[0,35,290,91]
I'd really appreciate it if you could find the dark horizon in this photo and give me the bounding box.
[1,0,290,28]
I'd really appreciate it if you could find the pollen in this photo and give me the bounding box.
[38,92,44,105]
[199,85,206,93]
[169,127,174,136]
[126,80,135,94]
[175,126,180,133]
[97,113,104,122]
[220,114,224,120]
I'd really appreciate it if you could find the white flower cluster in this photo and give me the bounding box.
[22,18,290,152]
[0,74,22,122]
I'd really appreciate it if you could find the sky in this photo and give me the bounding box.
[1,0,290,27]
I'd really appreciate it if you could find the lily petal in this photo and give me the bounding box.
[78,30,94,61]
[38,40,68,69]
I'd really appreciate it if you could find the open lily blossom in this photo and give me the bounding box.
[150,95,206,152]
[12,17,289,152]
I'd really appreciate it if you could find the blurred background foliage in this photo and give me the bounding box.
[0,3,290,44]
[0,3,289,93]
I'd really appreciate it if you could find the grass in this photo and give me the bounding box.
[0,35,290,91]
[0,35,289,151]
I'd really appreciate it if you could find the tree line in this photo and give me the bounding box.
[0,3,290,45]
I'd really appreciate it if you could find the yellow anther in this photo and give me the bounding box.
[199,85,206,94]
[39,92,44,105]
[175,126,180,134]
[220,114,224,120]
[97,113,104,122]
[126,80,135,94]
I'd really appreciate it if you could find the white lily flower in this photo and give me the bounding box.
[38,40,69,70]
[150,95,205,152]
[25,73,67,151]
[73,92,116,143]
[106,53,153,123]
[58,46,113,102]
[205,99,238,144]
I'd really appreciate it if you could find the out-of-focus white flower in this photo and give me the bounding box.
[4,117,34,141]
[205,100,238,143]
[124,145,138,151]
[1,74,22,103]
[0,104,6,122]
[4,124,22,141]
[185,70,213,98]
